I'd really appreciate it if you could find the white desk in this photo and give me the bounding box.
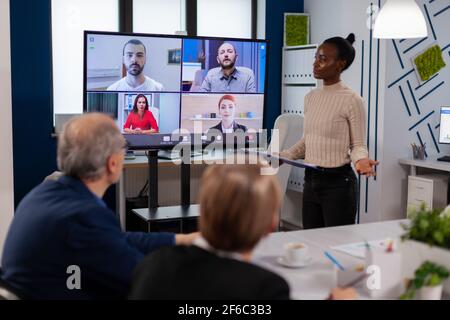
[399,158,450,175]
[252,220,406,300]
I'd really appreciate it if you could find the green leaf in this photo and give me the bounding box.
[401,205,450,249]
[427,274,441,286]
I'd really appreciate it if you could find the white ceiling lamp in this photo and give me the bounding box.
[374,0,428,39]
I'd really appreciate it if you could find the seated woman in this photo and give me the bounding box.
[123,94,158,134]
[128,162,357,300]
[207,94,247,135]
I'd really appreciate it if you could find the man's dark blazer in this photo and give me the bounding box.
[128,245,290,300]
[1,176,174,299]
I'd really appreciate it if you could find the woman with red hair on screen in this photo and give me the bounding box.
[208,94,247,134]
[123,94,158,134]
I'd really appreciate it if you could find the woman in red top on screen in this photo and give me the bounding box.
[123,94,159,134]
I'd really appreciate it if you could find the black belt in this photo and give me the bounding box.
[316,163,352,171]
[307,163,353,175]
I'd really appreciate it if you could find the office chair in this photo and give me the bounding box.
[189,69,208,92]
[267,114,304,230]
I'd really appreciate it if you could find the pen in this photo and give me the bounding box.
[324,251,346,271]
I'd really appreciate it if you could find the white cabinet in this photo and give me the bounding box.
[281,44,318,117]
[407,174,448,213]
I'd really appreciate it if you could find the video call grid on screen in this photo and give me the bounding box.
[83,31,268,136]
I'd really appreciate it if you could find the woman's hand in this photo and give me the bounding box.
[175,232,200,246]
[355,158,379,177]
[328,287,358,300]
[278,151,294,160]
[269,152,287,166]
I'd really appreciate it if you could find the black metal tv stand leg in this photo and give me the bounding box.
[180,149,191,233]
[146,148,192,233]
[146,149,159,209]
[181,150,191,207]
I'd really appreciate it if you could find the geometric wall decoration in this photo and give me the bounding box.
[388,0,450,157]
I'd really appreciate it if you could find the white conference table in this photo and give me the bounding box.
[252,219,406,300]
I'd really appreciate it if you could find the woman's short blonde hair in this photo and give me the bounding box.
[199,163,282,252]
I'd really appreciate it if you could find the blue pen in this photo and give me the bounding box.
[324,251,346,271]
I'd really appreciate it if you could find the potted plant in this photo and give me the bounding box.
[400,261,449,300]
[401,203,450,248]
[399,203,450,295]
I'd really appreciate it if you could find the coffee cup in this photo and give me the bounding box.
[283,242,309,265]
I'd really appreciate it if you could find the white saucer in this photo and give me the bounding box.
[276,256,313,268]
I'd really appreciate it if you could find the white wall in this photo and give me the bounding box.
[381,0,450,218]
[0,0,15,260]
[304,0,450,222]
[52,0,119,116]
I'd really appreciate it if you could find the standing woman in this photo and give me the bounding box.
[123,94,158,134]
[280,33,378,229]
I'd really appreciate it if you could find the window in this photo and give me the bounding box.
[51,0,257,121]
[133,0,186,35]
[51,0,119,117]
[197,0,252,38]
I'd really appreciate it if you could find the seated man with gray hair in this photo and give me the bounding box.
[1,113,196,299]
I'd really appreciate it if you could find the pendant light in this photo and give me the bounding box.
[374,0,428,39]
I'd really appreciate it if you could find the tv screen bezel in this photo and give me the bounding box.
[83,30,270,147]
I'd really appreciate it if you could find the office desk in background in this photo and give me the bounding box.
[399,158,450,213]
[253,219,406,300]
[399,158,450,176]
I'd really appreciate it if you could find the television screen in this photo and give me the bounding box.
[84,31,268,147]
[439,106,450,144]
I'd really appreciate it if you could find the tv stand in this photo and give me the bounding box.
[157,149,204,160]
[131,148,197,233]
[437,155,450,162]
